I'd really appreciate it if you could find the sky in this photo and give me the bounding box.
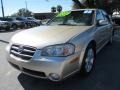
[0,0,73,16]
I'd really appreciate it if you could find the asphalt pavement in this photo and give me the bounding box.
[0,30,120,90]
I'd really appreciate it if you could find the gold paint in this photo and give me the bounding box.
[70,57,79,64]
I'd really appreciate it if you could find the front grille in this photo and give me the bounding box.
[5,22,9,25]
[23,68,46,77]
[10,44,36,60]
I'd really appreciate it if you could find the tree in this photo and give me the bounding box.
[72,0,100,8]
[72,0,85,9]
[47,0,120,14]
[57,5,62,12]
[51,7,56,13]
[11,8,32,17]
[72,0,114,14]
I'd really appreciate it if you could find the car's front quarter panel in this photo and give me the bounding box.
[68,26,96,69]
[33,51,81,77]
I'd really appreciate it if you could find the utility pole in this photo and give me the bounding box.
[1,0,5,17]
[25,0,28,17]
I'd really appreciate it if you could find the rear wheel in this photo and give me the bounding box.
[80,44,95,76]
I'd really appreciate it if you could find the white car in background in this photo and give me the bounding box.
[0,20,10,31]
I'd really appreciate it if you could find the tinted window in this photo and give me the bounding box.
[0,18,4,21]
[101,10,111,23]
[3,18,13,21]
[16,18,22,20]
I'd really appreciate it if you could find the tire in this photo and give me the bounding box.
[24,23,28,29]
[5,27,10,31]
[30,23,33,28]
[12,24,17,30]
[20,25,24,29]
[80,44,96,76]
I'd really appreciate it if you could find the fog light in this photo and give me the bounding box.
[49,73,60,81]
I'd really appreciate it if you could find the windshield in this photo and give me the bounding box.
[3,18,13,21]
[47,10,94,26]
[16,17,27,21]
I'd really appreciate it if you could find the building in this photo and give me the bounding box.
[34,12,56,20]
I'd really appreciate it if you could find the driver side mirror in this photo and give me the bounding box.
[97,20,109,26]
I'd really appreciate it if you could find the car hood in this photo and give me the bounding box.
[14,20,21,23]
[35,20,41,22]
[0,21,7,23]
[11,26,92,48]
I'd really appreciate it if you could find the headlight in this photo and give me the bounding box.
[41,43,75,57]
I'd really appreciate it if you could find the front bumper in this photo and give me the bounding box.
[6,47,81,81]
[0,24,10,29]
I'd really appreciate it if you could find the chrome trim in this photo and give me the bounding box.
[10,44,36,60]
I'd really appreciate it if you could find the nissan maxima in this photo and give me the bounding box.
[6,9,113,81]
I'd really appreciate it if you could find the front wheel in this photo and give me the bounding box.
[24,23,28,29]
[80,45,95,76]
[5,27,10,31]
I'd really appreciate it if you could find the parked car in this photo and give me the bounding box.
[6,9,113,82]
[0,18,10,31]
[111,16,120,35]
[112,16,120,26]
[15,17,32,28]
[26,17,42,26]
[2,17,24,30]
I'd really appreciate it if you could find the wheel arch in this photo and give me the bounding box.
[79,40,96,69]
[88,40,96,54]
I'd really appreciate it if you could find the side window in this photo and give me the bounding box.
[101,10,111,23]
[96,10,105,21]
[16,18,21,20]
[16,18,19,20]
